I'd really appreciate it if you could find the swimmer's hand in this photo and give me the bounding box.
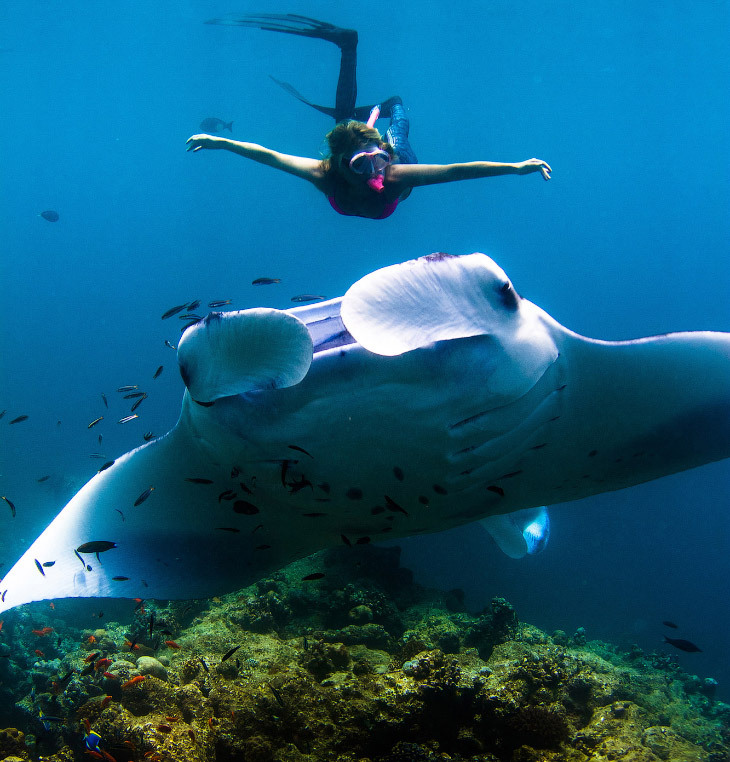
[514,158,551,180]
[186,134,227,152]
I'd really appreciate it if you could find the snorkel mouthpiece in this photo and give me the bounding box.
[367,174,385,192]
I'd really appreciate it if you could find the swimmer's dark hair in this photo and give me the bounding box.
[322,121,396,177]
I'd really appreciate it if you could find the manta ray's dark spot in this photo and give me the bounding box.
[432,484,448,495]
[549,416,560,422]
[393,466,404,481]
[194,399,215,407]
[418,496,429,505]
[233,500,260,515]
[317,483,331,494]
[356,536,371,545]
[255,544,271,550]
[460,468,474,476]
[384,495,408,515]
[346,487,363,500]
[556,384,567,391]
[215,527,240,532]
[371,506,385,515]
[186,477,214,484]
[341,534,352,546]
[487,485,505,497]
[498,470,522,479]
[203,312,222,324]
[379,526,393,533]
[531,443,548,450]
[588,450,598,457]
[424,251,455,262]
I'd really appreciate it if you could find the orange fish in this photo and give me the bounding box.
[95,658,112,671]
[100,696,113,709]
[34,649,45,657]
[84,651,100,663]
[49,602,55,610]
[0,620,3,632]
[164,640,181,649]
[87,635,96,644]
[121,675,145,689]
[102,671,118,680]
[32,626,53,636]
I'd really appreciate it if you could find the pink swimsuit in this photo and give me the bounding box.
[327,194,400,220]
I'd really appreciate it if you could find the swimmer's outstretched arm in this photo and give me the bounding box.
[186,134,325,186]
[388,158,552,188]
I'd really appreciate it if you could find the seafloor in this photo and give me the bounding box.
[0,545,728,762]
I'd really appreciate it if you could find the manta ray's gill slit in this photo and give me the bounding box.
[446,388,563,473]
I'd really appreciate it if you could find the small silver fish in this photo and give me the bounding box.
[161,304,187,320]
[130,395,147,412]
[290,294,326,303]
[199,117,233,133]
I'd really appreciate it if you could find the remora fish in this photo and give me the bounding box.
[0,252,728,612]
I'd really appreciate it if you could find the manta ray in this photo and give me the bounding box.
[1,252,728,613]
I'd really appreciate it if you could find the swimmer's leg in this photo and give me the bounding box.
[210,14,359,122]
[382,97,418,165]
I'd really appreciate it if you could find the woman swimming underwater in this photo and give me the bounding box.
[186,14,551,220]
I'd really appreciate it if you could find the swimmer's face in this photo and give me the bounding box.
[343,143,390,184]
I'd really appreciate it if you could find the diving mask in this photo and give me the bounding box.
[349,148,391,175]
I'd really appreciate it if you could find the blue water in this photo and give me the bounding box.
[2,1,729,697]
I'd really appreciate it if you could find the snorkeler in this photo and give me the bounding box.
[186,14,551,220]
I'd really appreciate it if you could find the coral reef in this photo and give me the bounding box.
[0,545,728,761]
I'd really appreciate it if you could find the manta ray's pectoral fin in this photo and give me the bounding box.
[178,308,313,403]
[480,507,551,559]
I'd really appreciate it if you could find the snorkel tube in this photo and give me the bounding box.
[365,105,385,192]
[366,105,380,128]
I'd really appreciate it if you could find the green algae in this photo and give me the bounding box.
[0,546,728,761]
